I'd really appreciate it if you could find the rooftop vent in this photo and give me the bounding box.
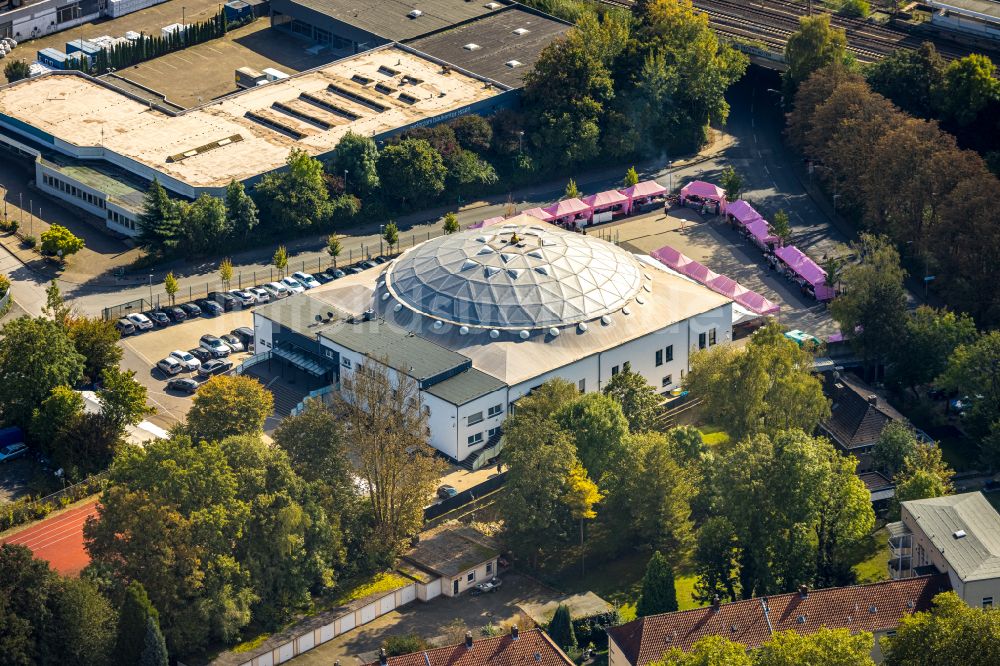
[459,326,469,335]
[869,605,878,614]
[489,329,500,339]
[622,306,631,315]
[408,9,423,18]
[463,43,481,51]
[578,322,588,333]
[518,330,529,340]
[398,92,419,104]
[393,303,403,312]
[378,65,399,77]
[505,60,522,68]
[796,615,806,624]
[954,530,967,539]
[485,2,501,8]
[381,292,391,301]
[601,315,612,326]
[374,83,395,95]
[351,74,373,85]
[548,327,559,337]
[433,320,444,329]
[512,28,530,35]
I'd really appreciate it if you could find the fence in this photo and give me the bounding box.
[289,385,336,416]
[0,471,109,532]
[423,471,507,522]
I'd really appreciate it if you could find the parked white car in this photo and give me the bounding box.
[280,276,306,294]
[126,312,154,331]
[156,357,184,376]
[229,289,256,307]
[262,282,290,299]
[291,271,321,289]
[169,349,201,371]
[248,287,271,303]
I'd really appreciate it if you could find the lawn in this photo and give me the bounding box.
[698,425,731,448]
[851,526,890,585]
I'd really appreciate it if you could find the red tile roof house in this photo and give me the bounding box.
[364,627,574,666]
[606,575,950,665]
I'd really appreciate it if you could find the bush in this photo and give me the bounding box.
[384,633,430,656]
[22,235,36,248]
[840,0,870,17]
[0,274,10,295]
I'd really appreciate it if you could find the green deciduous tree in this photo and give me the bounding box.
[186,374,273,442]
[113,581,160,666]
[443,211,460,234]
[68,316,123,382]
[938,330,1000,458]
[219,257,233,289]
[383,221,399,254]
[180,194,229,256]
[720,166,743,204]
[0,316,84,428]
[873,422,921,479]
[377,139,448,207]
[548,604,577,650]
[225,179,259,242]
[164,272,179,305]
[564,178,580,199]
[754,628,875,666]
[272,399,354,506]
[866,42,945,118]
[255,149,332,229]
[883,591,1000,665]
[99,366,153,435]
[624,166,640,187]
[273,244,288,277]
[888,306,978,396]
[769,210,792,246]
[685,321,830,441]
[784,14,849,90]
[693,516,741,603]
[49,576,118,666]
[939,54,1000,126]
[626,431,695,563]
[637,550,678,617]
[137,179,182,255]
[658,635,753,666]
[326,233,342,266]
[29,385,83,450]
[332,131,381,195]
[602,361,661,432]
[448,149,498,188]
[450,115,493,152]
[40,224,84,259]
[555,392,629,482]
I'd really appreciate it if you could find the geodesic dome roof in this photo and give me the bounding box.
[384,220,645,330]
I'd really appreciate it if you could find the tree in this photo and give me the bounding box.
[887,307,978,396]
[376,139,447,207]
[332,131,380,195]
[4,59,31,82]
[336,359,443,563]
[273,245,288,278]
[658,635,752,666]
[43,279,71,326]
[939,331,1000,463]
[866,42,945,118]
[224,179,259,241]
[720,166,743,203]
[0,316,84,428]
[186,374,273,442]
[383,221,399,254]
[684,321,830,441]
[113,581,160,666]
[99,366,153,434]
[563,460,603,574]
[272,399,354,504]
[939,54,1000,126]
[873,422,921,479]
[48,576,118,666]
[564,178,580,199]
[754,629,875,666]
[326,234,342,267]
[627,432,695,563]
[67,316,123,382]
[451,115,493,152]
[137,179,182,254]
[219,258,233,289]
[255,149,332,229]
[140,615,169,666]
[29,385,83,450]
[180,194,228,256]
[830,235,908,382]
[163,272,179,305]
[555,392,629,481]
[784,14,849,90]
[883,591,1000,665]
[769,210,792,246]
[443,211,460,234]
[895,469,949,509]
[40,224,84,259]
[448,149,498,188]
[839,0,870,18]
[548,604,577,650]
[0,544,54,666]
[693,517,741,603]
[602,361,661,432]
[624,166,640,187]
[637,551,678,617]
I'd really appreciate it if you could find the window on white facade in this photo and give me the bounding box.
[486,562,493,575]
[698,332,707,349]
[578,378,586,392]
[487,426,501,438]
[467,412,484,426]
[662,375,672,387]
[488,404,502,417]
[666,345,674,362]
[709,328,717,346]
[323,348,336,358]
[984,597,994,609]
[468,432,483,445]
[611,365,620,376]
[467,571,476,582]
[341,357,352,369]
[655,349,663,366]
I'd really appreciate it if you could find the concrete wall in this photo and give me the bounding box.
[454,388,507,461]
[441,558,498,597]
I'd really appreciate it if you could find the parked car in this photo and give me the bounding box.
[313,271,334,284]
[437,484,458,499]
[229,290,256,307]
[220,334,245,353]
[146,310,171,327]
[280,276,306,293]
[196,299,224,316]
[169,349,201,371]
[179,302,203,318]
[346,266,363,275]
[262,282,290,299]
[231,327,255,348]
[126,312,154,331]
[198,359,233,378]
[291,271,321,289]
[328,268,346,279]
[188,347,213,363]
[115,318,136,336]
[165,306,187,323]
[470,577,502,596]
[373,256,389,264]
[156,357,184,376]
[199,334,231,358]
[213,292,237,311]
[166,377,200,394]
[0,442,28,463]
[248,287,271,303]
[360,260,378,270]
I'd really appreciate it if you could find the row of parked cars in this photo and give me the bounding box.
[155,327,254,394]
[115,262,389,336]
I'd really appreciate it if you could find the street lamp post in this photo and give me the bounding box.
[343,169,349,193]
[148,274,154,306]
[379,224,384,255]
[518,130,524,154]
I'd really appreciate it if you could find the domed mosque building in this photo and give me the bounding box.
[251,215,733,463]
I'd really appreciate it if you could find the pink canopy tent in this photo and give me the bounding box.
[727,199,762,225]
[680,180,727,210]
[650,245,779,316]
[582,190,628,209]
[620,180,668,213]
[467,215,505,230]
[745,218,778,247]
[522,207,554,222]
[543,198,593,224]
[774,245,835,301]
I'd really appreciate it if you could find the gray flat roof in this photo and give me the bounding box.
[41,156,148,211]
[286,0,502,42]
[424,367,506,405]
[903,492,1000,582]
[320,317,471,384]
[404,6,571,87]
[255,296,342,339]
[929,0,1000,20]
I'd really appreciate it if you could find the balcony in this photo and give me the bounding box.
[886,521,913,579]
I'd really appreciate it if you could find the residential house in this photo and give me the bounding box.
[606,575,950,664]
[365,627,574,666]
[401,524,499,598]
[820,371,909,471]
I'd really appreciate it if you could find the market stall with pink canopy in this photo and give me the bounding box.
[543,198,593,229]
[726,199,763,226]
[582,190,629,225]
[745,218,779,250]
[774,245,835,301]
[621,180,667,214]
[679,180,727,214]
[467,215,506,230]
[522,207,554,222]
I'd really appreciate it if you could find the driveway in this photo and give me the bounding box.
[288,573,560,666]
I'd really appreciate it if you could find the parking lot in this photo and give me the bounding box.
[120,308,253,429]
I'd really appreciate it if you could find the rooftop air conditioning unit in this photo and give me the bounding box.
[463,43,481,50]
[505,60,522,68]
[512,28,529,35]
[408,9,422,18]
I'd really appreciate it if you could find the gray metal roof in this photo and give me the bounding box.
[283,0,501,42]
[404,6,571,87]
[424,367,506,405]
[254,295,342,338]
[903,492,1000,582]
[385,216,647,331]
[319,317,470,383]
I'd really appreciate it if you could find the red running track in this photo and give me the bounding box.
[0,500,99,576]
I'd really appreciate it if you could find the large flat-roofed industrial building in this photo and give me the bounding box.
[927,0,1000,41]
[249,217,734,465]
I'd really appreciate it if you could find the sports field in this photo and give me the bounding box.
[0,500,98,576]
